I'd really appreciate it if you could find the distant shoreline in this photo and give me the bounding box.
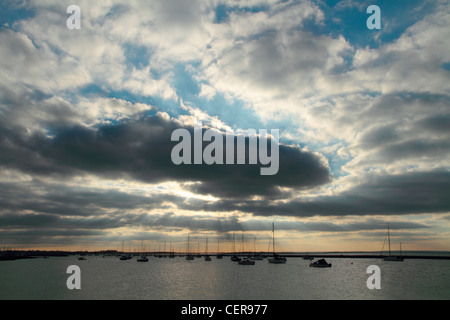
[2,250,450,261]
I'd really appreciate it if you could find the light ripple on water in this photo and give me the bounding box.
[0,255,449,300]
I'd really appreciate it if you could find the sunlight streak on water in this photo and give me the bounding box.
[1,255,449,299]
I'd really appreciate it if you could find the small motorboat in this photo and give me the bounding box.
[383,256,404,262]
[137,256,148,262]
[238,258,255,265]
[267,253,287,264]
[310,259,332,268]
[231,255,241,262]
[250,253,264,260]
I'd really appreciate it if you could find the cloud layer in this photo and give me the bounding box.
[0,0,449,250]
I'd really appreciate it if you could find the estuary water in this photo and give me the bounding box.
[1,254,449,300]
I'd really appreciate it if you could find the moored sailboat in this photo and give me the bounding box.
[204,237,211,261]
[216,238,223,259]
[137,240,148,262]
[250,237,264,260]
[382,228,404,262]
[186,234,194,260]
[267,222,286,264]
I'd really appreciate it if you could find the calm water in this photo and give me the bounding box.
[1,255,449,300]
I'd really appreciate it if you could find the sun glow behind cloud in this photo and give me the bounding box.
[0,0,449,252]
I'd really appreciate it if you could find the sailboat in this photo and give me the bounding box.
[186,234,194,260]
[204,237,211,261]
[230,233,241,262]
[216,238,223,259]
[382,227,404,261]
[250,237,264,260]
[119,241,132,260]
[169,242,175,258]
[137,240,149,262]
[267,222,287,264]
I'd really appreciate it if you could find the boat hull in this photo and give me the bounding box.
[310,263,332,268]
[310,259,332,268]
[238,260,255,265]
[383,256,404,261]
[268,258,286,264]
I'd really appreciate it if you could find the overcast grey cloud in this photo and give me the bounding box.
[0,0,449,251]
[0,113,331,198]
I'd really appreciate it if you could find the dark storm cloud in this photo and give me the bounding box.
[361,92,450,123]
[0,114,331,198]
[350,93,450,167]
[183,171,450,217]
[0,181,181,217]
[357,125,400,149]
[377,138,450,161]
[0,209,430,246]
[416,114,450,134]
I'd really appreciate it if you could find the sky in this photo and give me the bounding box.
[0,0,449,253]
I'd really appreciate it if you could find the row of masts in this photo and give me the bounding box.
[114,225,403,264]
[116,223,285,262]
[118,234,276,256]
[113,223,286,265]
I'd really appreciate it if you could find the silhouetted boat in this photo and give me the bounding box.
[119,241,132,260]
[267,253,286,264]
[267,222,287,264]
[204,237,212,261]
[238,258,255,265]
[250,253,264,260]
[310,259,332,268]
[137,256,148,262]
[382,228,404,262]
[169,242,175,258]
[78,256,86,261]
[186,234,195,260]
[249,237,263,260]
[216,239,223,259]
[231,254,241,262]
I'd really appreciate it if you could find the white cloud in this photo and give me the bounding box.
[198,83,216,100]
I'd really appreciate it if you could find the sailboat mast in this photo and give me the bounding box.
[233,233,235,253]
[187,234,190,254]
[272,222,275,254]
[388,227,391,256]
